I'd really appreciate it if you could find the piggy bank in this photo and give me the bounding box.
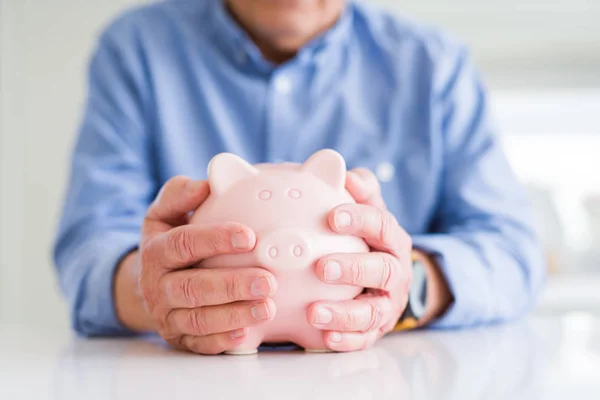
[190,149,369,354]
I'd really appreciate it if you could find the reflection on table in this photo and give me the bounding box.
[1,314,599,399]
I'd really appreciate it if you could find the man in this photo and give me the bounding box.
[54,0,545,354]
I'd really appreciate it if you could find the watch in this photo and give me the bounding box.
[394,252,428,331]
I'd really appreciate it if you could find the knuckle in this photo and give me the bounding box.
[142,287,160,311]
[169,228,196,264]
[365,303,382,332]
[140,278,161,312]
[179,274,201,307]
[205,228,230,254]
[158,310,176,336]
[140,247,152,268]
[352,208,365,228]
[140,241,158,269]
[349,258,364,286]
[341,310,356,330]
[377,211,397,249]
[188,308,210,336]
[379,254,395,290]
[227,306,244,328]
[142,294,159,319]
[224,273,244,302]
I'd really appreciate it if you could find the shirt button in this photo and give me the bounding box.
[376,162,395,183]
[274,75,292,94]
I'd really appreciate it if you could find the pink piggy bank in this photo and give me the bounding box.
[190,149,369,354]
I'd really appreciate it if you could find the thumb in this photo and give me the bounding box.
[143,176,210,236]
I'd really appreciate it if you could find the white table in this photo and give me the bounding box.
[1,313,599,400]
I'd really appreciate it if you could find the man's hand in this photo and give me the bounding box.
[114,177,277,354]
[307,168,413,352]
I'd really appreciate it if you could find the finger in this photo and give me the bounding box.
[316,252,403,291]
[346,168,386,210]
[329,204,411,256]
[166,298,276,336]
[178,328,248,355]
[143,176,210,237]
[308,296,392,332]
[143,222,256,270]
[324,330,380,352]
[161,268,277,308]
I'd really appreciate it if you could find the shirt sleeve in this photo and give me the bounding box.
[53,28,156,336]
[413,42,547,328]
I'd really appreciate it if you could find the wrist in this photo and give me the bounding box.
[114,250,155,332]
[412,249,453,327]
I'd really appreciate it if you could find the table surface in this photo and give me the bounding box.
[1,313,599,400]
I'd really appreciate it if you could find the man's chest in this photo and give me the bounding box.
[146,57,441,233]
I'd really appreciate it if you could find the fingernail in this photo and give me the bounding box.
[329,332,343,343]
[324,261,342,282]
[251,277,272,297]
[334,211,352,229]
[232,231,251,249]
[314,307,333,325]
[251,303,270,320]
[230,328,247,339]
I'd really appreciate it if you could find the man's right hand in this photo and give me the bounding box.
[114,176,277,354]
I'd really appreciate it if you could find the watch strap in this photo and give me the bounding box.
[393,252,427,331]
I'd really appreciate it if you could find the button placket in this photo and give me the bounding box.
[265,69,302,163]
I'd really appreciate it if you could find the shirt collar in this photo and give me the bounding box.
[208,0,354,70]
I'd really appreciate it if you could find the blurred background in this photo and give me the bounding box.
[0,0,599,332]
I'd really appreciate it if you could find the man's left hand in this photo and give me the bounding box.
[308,168,413,352]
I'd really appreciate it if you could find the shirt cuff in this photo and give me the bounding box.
[76,232,140,337]
[411,234,490,329]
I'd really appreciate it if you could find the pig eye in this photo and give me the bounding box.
[258,190,272,200]
[287,189,302,199]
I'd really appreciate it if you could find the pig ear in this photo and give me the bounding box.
[301,149,346,190]
[207,153,258,194]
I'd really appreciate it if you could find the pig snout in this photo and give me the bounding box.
[256,229,313,269]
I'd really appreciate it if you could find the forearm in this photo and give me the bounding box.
[53,230,141,336]
[412,232,545,328]
[114,250,155,333]
[54,27,158,336]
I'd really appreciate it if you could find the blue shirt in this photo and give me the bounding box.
[54,0,546,336]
